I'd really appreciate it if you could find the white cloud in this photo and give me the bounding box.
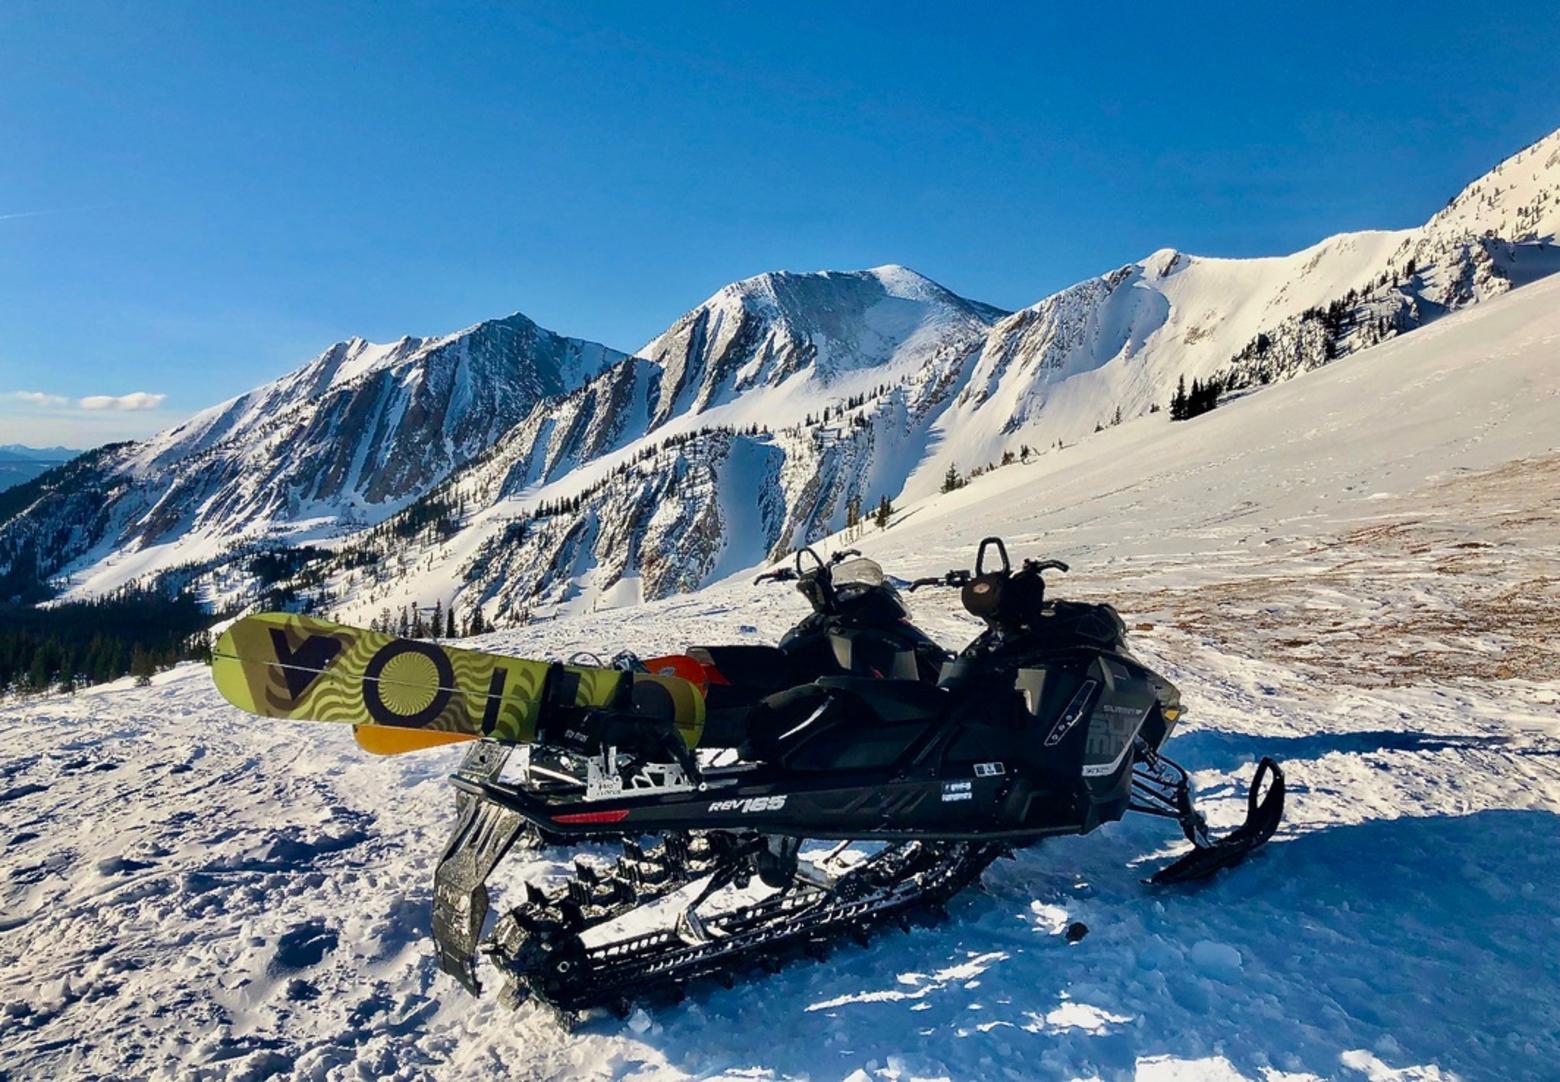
[6,389,169,412]
[9,390,70,407]
[78,391,167,411]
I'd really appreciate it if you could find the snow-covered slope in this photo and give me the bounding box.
[3,268,1557,1080]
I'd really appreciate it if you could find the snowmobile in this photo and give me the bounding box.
[428,537,1285,1014]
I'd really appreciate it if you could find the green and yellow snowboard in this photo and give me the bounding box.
[212,613,705,752]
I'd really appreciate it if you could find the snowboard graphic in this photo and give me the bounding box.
[348,654,712,755]
[212,613,705,748]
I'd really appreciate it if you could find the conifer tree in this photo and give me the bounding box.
[130,644,155,687]
[941,463,963,494]
[874,495,894,530]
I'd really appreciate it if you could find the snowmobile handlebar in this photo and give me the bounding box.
[907,570,973,591]
[754,547,863,586]
[1023,558,1070,575]
[753,567,799,585]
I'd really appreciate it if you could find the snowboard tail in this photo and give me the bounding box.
[212,613,705,748]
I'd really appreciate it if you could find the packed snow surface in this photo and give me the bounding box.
[2,276,1558,1079]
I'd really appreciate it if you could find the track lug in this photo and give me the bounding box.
[557,900,586,932]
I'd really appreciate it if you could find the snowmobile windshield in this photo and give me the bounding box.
[830,558,886,588]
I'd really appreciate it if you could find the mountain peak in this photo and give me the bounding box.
[1425,125,1560,244]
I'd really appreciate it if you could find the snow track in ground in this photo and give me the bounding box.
[2,277,1558,1080]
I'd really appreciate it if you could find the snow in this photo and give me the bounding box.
[3,267,1559,1079]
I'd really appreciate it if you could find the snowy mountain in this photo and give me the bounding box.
[4,269,1558,1079]
[2,127,1557,618]
[319,128,1560,623]
[637,264,1005,425]
[0,314,624,601]
[0,444,80,460]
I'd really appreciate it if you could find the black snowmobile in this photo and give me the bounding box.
[431,538,1283,1014]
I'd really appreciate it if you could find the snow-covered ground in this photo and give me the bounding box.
[2,276,1558,1080]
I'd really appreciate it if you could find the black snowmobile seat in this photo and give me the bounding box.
[689,645,794,693]
[739,678,949,766]
[813,676,948,724]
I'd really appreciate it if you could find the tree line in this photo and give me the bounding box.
[0,588,214,695]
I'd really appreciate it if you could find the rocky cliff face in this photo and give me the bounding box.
[0,314,624,600]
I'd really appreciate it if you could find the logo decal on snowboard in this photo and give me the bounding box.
[362,639,456,727]
[267,628,345,701]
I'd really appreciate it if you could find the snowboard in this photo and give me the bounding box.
[212,613,706,748]
[348,654,712,756]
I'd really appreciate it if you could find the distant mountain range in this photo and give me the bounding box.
[0,446,80,496]
[1,126,1557,615]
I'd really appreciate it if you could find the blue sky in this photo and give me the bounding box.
[2,2,1557,447]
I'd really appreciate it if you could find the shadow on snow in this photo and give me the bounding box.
[599,808,1560,1080]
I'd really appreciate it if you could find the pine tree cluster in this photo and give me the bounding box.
[1169,373,1222,421]
[368,598,482,638]
[0,589,213,695]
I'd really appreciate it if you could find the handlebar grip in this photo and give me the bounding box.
[907,576,941,591]
[829,548,863,565]
[1025,558,1070,574]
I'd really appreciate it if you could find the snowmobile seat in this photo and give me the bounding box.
[689,645,794,692]
[1021,601,1127,652]
[813,676,948,724]
[739,678,949,765]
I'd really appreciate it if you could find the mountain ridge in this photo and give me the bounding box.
[2,125,1556,614]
